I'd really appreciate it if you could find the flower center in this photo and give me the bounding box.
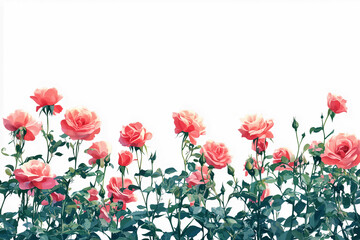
[336,145,349,158]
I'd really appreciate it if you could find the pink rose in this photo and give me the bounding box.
[200,141,231,169]
[186,166,210,188]
[273,148,295,171]
[30,88,63,115]
[61,107,101,141]
[251,136,268,153]
[244,158,264,177]
[239,115,274,140]
[87,141,111,166]
[119,122,152,148]
[321,133,360,169]
[99,201,126,223]
[3,110,42,141]
[327,93,347,114]
[14,160,57,190]
[118,150,134,167]
[172,110,206,145]
[41,192,65,205]
[88,188,99,201]
[107,177,137,203]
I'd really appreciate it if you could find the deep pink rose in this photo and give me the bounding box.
[327,93,347,114]
[30,88,63,115]
[3,110,42,141]
[172,110,206,145]
[251,136,268,153]
[118,150,134,167]
[239,115,274,140]
[119,122,152,148]
[321,133,360,169]
[61,107,101,141]
[99,201,126,223]
[107,177,137,203]
[87,141,111,166]
[14,160,57,190]
[88,188,99,201]
[273,148,295,171]
[186,166,210,188]
[200,141,231,169]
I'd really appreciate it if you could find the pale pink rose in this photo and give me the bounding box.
[119,122,152,148]
[3,110,42,141]
[251,136,268,153]
[30,88,63,115]
[107,177,137,203]
[61,107,101,141]
[88,188,99,202]
[118,150,133,167]
[239,115,274,140]
[200,141,231,169]
[14,160,57,190]
[172,110,206,145]
[273,148,295,171]
[87,141,111,165]
[244,158,264,177]
[99,201,126,223]
[186,166,210,188]
[327,93,347,114]
[321,133,360,169]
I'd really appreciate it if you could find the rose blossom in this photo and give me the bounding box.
[118,150,134,167]
[61,107,101,141]
[172,110,206,145]
[273,148,295,171]
[87,141,111,166]
[186,166,210,188]
[244,158,264,177]
[30,88,63,115]
[99,201,126,223]
[321,133,360,169]
[41,192,66,206]
[200,141,231,169]
[14,160,57,190]
[119,122,152,148]
[3,110,42,141]
[251,136,268,153]
[239,115,274,141]
[88,188,99,202]
[327,93,347,114]
[107,177,137,203]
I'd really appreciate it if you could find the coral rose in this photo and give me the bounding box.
[88,188,99,201]
[118,150,134,167]
[119,122,152,148]
[200,141,231,169]
[251,136,268,153]
[107,177,137,203]
[3,110,42,141]
[41,192,65,206]
[172,110,206,145]
[321,133,360,169]
[14,160,57,190]
[99,201,126,223]
[327,93,347,114]
[186,166,210,188]
[273,148,295,171]
[61,107,101,141]
[239,115,274,140]
[30,88,63,115]
[87,141,111,166]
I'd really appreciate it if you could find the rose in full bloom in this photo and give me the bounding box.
[107,177,137,203]
[30,88,63,115]
[186,166,210,188]
[172,110,206,145]
[99,201,126,223]
[14,160,57,190]
[200,141,231,169]
[251,136,268,153]
[61,107,101,141]
[118,150,134,167]
[119,122,152,148]
[327,93,347,114]
[321,133,360,169]
[87,141,111,166]
[244,158,264,177]
[3,110,42,141]
[273,148,295,171]
[239,115,274,140]
[41,192,66,206]
[88,188,99,202]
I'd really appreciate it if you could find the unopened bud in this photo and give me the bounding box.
[5,168,12,176]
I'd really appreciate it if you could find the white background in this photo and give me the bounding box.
[1,0,360,234]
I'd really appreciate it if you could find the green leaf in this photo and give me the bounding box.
[294,201,306,215]
[183,226,201,238]
[165,168,177,175]
[310,127,322,134]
